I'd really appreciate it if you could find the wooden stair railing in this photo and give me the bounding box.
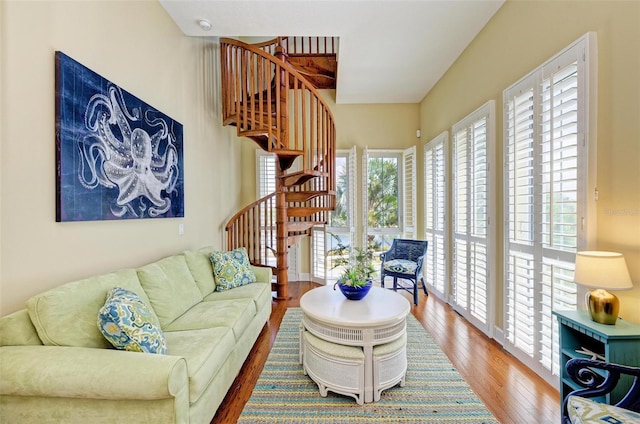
[221,37,336,299]
[253,37,338,90]
[252,36,338,56]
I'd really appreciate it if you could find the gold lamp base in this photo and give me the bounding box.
[588,289,620,325]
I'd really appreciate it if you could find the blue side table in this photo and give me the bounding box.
[553,310,640,406]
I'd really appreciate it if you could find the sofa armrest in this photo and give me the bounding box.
[0,346,188,400]
[251,265,273,284]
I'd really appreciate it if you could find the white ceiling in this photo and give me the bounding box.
[159,0,504,104]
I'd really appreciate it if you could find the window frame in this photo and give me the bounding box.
[450,100,496,338]
[502,32,597,387]
[423,131,450,302]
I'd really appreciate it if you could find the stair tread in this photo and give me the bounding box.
[287,221,321,233]
[276,149,305,157]
[281,170,327,179]
[281,170,328,187]
[286,190,336,202]
[288,206,333,210]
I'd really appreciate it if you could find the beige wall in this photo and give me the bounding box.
[0,1,244,314]
[419,0,640,324]
[322,92,420,151]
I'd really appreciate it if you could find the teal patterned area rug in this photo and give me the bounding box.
[238,308,497,423]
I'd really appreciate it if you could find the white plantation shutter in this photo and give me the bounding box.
[311,227,326,282]
[362,146,369,248]
[424,132,448,300]
[453,126,469,310]
[256,152,277,267]
[403,146,416,238]
[503,33,594,386]
[504,76,537,360]
[257,152,276,197]
[451,101,495,337]
[348,146,357,249]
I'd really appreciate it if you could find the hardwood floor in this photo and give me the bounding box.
[211,282,560,423]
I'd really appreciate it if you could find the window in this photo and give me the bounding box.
[256,151,277,268]
[257,151,276,197]
[424,132,448,301]
[403,146,417,239]
[451,101,496,337]
[503,33,596,386]
[311,147,356,284]
[362,147,416,256]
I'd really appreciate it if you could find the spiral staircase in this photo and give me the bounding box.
[220,37,338,299]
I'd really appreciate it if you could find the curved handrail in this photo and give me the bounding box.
[225,193,277,267]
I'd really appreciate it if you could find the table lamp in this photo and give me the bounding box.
[573,251,633,325]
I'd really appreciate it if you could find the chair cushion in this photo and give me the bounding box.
[567,395,640,424]
[304,331,364,360]
[98,287,166,354]
[383,259,418,275]
[210,248,256,291]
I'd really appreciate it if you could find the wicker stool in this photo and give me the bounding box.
[302,330,366,405]
[372,332,407,401]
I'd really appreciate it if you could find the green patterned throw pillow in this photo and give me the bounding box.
[97,287,166,354]
[210,247,256,291]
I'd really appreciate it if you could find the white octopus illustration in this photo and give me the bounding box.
[78,85,179,218]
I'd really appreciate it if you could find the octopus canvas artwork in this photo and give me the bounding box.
[55,52,184,221]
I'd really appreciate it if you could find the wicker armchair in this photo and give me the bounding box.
[563,358,640,424]
[379,239,428,305]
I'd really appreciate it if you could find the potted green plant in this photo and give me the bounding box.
[328,233,376,300]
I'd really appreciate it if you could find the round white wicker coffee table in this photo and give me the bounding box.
[299,285,410,403]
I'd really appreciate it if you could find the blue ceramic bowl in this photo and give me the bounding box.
[336,280,373,300]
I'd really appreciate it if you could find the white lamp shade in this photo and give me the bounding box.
[574,251,633,290]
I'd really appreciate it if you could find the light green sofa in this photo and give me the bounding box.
[0,246,272,424]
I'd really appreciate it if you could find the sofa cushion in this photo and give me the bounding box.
[164,298,256,341]
[165,327,235,403]
[183,249,217,296]
[203,282,271,315]
[98,287,167,354]
[137,255,203,327]
[210,248,256,291]
[567,395,640,423]
[0,309,43,347]
[26,269,152,348]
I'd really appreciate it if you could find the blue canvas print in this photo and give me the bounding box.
[55,51,184,221]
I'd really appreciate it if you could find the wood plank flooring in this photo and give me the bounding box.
[211,282,560,423]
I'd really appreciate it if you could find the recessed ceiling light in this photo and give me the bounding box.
[198,19,212,31]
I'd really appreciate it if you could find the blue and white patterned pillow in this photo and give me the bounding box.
[97,287,166,354]
[383,259,418,275]
[210,247,256,291]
